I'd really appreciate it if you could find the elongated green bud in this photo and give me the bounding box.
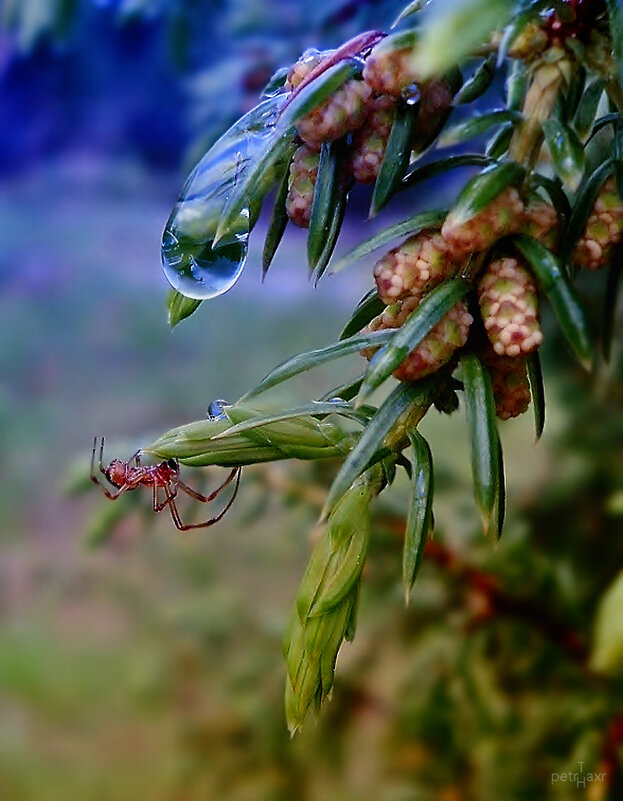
[144,406,355,467]
[284,466,383,734]
[508,56,570,165]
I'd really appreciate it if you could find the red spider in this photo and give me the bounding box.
[91,437,241,531]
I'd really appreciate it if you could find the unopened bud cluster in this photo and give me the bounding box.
[285,38,455,226]
[478,256,543,357]
[373,231,454,304]
[349,95,395,184]
[286,145,320,228]
[481,350,532,420]
[279,31,623,427]
[442,187,526,261]
[522,195,561,252]
[573,177,623,271]
[359,190,555,405]
[365,295,473,382]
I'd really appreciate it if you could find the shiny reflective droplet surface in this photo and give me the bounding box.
[403,85,421,106]
[207,399,229,419]
[160,93,289,301]
[162,229,247,300]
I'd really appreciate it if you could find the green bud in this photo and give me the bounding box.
[284,467,382,733]
[144,405,355,467]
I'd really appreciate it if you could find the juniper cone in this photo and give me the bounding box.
[286,145,320,228]
[573,176,623,270]
[364,297,473,382]
[295,79,372,150]
[373,230,456,304]
[478,256,543,357]
[411,78,455,153]
[363,38,424,97]
[482,351,532,420]
[442,187,525,261]
[348,95,395,183]
[521,195,560,252]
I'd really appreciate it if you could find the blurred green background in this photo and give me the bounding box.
[1,2,623,799]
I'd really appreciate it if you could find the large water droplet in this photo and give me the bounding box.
[162,229,248,300]
[160,93,289,301]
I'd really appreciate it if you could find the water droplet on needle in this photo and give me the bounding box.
[162,228,247,300]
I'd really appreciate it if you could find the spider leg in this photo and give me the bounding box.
[152,484,162,512]
[153,482,176,513]
[132,450,142,467]
[90,438,115,497]
[98,437,108,478]
[168,468,241,531]
[177,467,240,503]
[91,472,129,500]
[90,437,130,500]
[91,436,99,479]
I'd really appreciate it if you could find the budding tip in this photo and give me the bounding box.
[580,356,593,373]
[354,384,373,408]
[480,513,492,541]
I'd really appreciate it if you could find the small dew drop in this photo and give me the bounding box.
[207,399,228,420]
[403,84,422,106]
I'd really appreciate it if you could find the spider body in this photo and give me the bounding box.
[91,438,240,531]
[104,456,178,489]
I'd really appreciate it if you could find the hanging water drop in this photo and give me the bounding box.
[162,228,248,300]
[160,93,290,301]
